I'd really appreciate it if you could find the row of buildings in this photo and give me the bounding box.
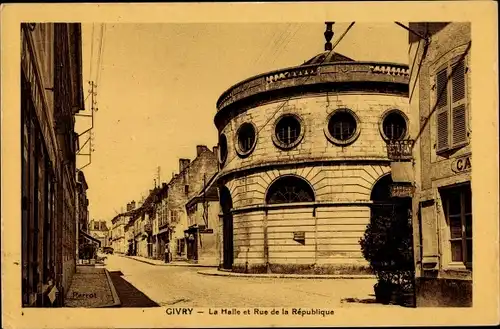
[109,145,220,265]
[21,22,102,307]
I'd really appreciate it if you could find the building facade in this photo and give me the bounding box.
[21,23,84,306]
[110,213,127,254]
[214,26,410,274]
[185,171,221,265]
[166,146,219,261]
[408,22,472,307]
[88,220,109,248]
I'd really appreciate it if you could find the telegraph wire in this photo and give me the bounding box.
[253,27,281,67]
[96,24,107,88]
[89,23,95,82]
[220,22,356,171]
[272,24,301,65]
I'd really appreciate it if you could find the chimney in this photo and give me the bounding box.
[126,203,131,211]
[212,145,218,155]
[131,200,136,210]
[162,183,167,189]
[179,158,190,173]
[196,145,208,157]
[324,22,334,51]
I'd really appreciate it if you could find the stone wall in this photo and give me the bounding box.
[409,22,472,306]
[218,93,409,177]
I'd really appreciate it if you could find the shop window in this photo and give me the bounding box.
[325,109,360,146]
[273,114,304,149]
[436,57,469,153]
[441,184,472,268]
[236,122,257,156]
[266,175,315,204]
[381,110,408,140]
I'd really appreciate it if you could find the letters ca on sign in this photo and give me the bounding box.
[451,154,471,174]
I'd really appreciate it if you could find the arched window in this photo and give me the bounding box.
[370,174,393,203]
[266,176,315,204]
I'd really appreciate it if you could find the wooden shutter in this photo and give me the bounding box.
[451,59,468,147]
[436,68,449,152]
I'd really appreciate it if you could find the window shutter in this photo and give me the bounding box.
[451,59,468,146]
[436,68,449,152]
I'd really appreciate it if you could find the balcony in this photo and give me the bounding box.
[215,61,410,126]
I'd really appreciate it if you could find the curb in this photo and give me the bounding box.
[119,255,217,268]
[197,269,376,280]
[102,269,121,308]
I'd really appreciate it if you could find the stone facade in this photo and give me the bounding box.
[89,220,109,248]
[166,146,219,261]
[185,172,221,265]
[21,23,84,306]
[110,213,127,254]
[408,22,472,307]
[215,46,409,274]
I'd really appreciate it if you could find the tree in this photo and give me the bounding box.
[360,205,414,306]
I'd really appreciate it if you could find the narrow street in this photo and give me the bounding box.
[104,255,393,308]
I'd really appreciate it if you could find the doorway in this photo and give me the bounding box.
[220,186,233,270]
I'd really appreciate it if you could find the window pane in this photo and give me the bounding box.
[449,216,462,238]
[451,240,463,262]
[447,191,462,215]
[466,239,472,264]
[464,187,472,213]
[465,214,472,238]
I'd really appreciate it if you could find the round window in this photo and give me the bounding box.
[382,111,407,140]
[219,134,228,165]
[236,122,257,156]
[273,114,303,149]
[325,109,360,145]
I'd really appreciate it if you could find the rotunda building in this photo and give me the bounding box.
[214,27,410,274]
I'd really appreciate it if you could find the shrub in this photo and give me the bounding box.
[360,205,415,305]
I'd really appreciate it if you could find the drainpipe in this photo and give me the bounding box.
[264,207,270,273]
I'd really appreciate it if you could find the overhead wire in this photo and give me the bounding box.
[219,22,356,172]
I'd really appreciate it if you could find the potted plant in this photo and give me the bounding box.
[360,208,415,307]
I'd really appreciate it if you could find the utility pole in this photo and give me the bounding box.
[157,166,161,186]
[77,80,98,170]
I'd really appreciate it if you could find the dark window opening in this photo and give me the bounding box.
[275,115,301,147]
[383,111,407,140]
[328,110,357,141]
[441,184,472,268]
[266,176,315,204]
[237,123,256,153]
[219,134,228,165]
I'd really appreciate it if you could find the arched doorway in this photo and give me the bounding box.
[368,173,415,306]
[219,186,233,270]
[370,174,412,220]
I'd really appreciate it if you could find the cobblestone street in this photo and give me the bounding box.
[104,255,398,308]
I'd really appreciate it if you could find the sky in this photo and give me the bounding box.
[75,22,408,223]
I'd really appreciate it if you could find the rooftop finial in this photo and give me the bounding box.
[324,22,334,51]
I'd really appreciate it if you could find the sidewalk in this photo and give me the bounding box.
[197,268,376,280]
[119,254,217,268]
[65,265,121,307]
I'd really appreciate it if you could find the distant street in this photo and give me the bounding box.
[104,255,396,308]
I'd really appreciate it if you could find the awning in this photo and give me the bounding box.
[79,229,101,247]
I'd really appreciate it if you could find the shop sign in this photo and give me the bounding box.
[386,140,414,161]
[390,184,415,198]
[200,228,214,234]
[451,154,471,174]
